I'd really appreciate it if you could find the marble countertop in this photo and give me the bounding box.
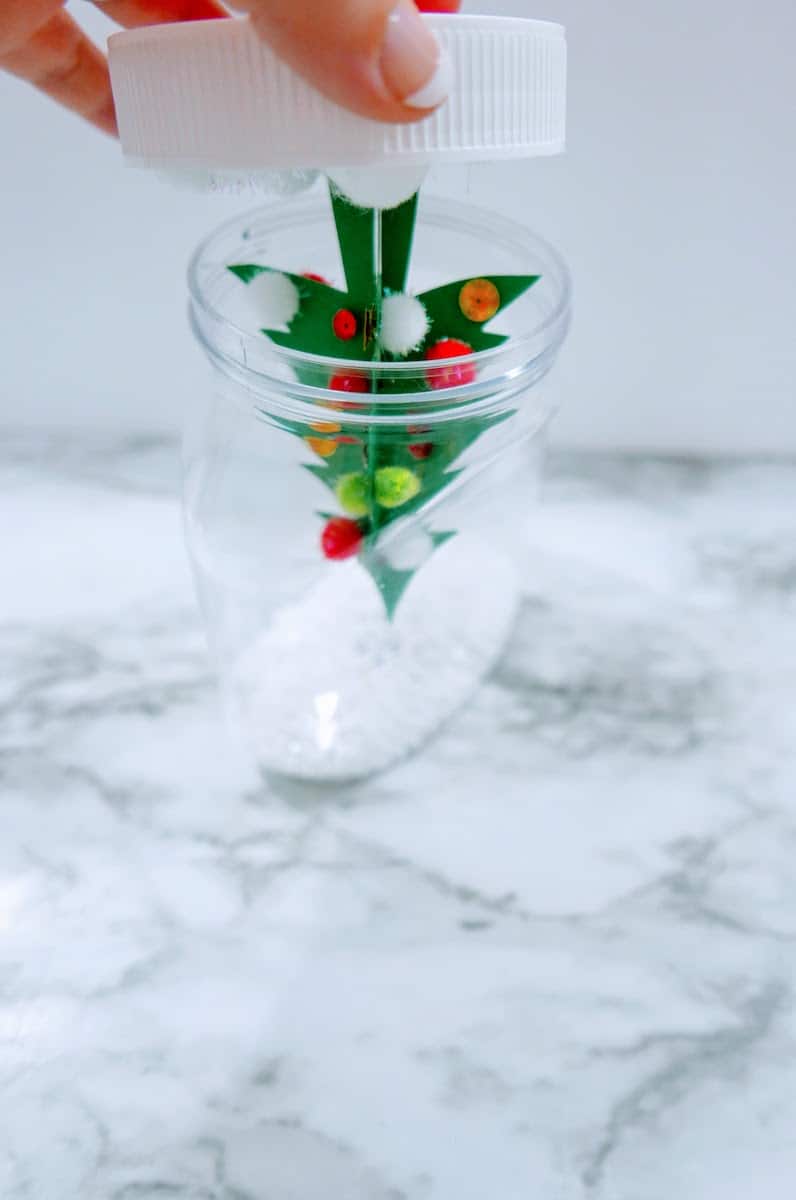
[2,432,796,1199]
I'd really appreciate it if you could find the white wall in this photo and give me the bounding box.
[1,0,794,451]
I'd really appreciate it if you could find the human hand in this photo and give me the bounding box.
[0,1,227,135]
[0,0,459,138]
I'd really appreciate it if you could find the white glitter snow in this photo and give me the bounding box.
[232,537,518,781]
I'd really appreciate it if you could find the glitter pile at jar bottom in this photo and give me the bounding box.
[232,538,519,782]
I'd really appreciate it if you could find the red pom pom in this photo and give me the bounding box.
[425,338,473,361]
[424,339,477,390]
[329,373,369,394]
[302,271,331,285]
[409,442,434,460]
[414,0,461,10]
[333,309,358,341]
[321,517,363,561]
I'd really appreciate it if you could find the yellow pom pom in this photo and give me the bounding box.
[375,467,421,509]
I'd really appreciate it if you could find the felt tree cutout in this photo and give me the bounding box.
[227,181,539,618]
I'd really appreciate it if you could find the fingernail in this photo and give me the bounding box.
[380,0,452,110]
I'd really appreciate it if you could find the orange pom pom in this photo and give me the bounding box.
[305,437,338,459]
[459,278,501,324]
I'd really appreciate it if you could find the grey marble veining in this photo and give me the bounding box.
[2,432,796,1199]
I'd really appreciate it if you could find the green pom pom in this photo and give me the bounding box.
[375,466,421,509]
[336,473,369,517]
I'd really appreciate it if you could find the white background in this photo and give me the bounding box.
[0,0,794,451]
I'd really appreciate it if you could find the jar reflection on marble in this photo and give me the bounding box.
[184,196,571,783]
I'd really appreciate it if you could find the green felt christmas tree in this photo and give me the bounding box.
[228,182,539,617]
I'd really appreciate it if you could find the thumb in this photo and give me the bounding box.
[234,0,452,124]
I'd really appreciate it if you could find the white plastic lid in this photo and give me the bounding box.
[108,14,566,172]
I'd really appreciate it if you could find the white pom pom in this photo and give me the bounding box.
[380,293,430,358]
[328,166,428,210]
[245,270,300,329]
[382,527,435,572]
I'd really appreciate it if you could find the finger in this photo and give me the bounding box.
[1,9,116,135]
[234,0,452,124]
[90,0,228,27]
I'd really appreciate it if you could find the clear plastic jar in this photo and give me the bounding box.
[185,194,571,783]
